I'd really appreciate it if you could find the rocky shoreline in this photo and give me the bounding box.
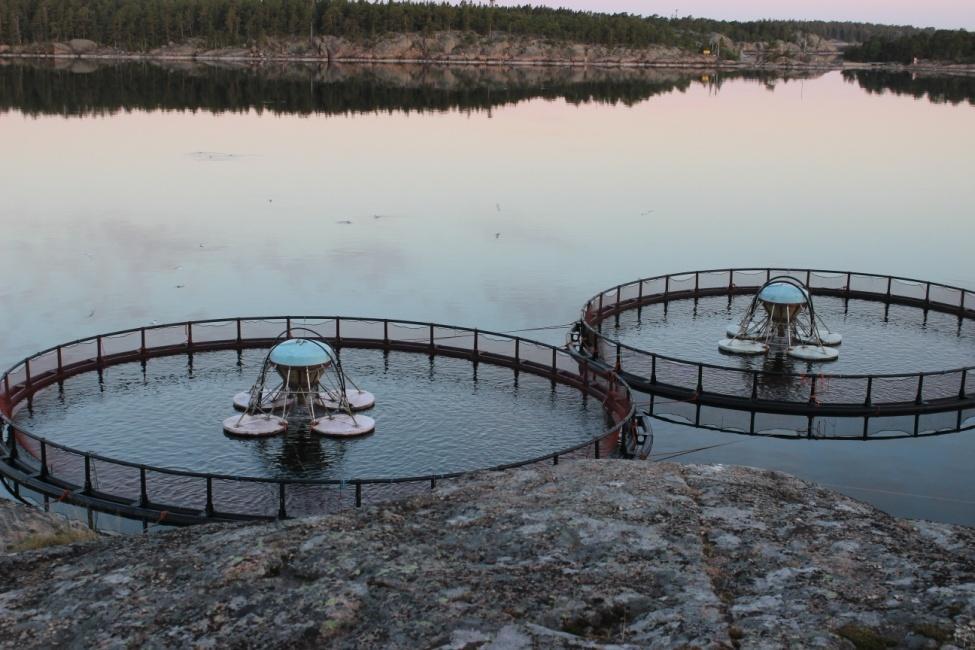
[1,461,973,648]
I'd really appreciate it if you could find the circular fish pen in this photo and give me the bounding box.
[0,317,636,530]
[575,269,975,439]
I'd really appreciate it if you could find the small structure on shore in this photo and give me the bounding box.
[719,277,841,361]
[224,334,375,438]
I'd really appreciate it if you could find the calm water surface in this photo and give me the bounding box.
[0,61,973,524]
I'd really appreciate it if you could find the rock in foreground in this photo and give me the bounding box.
[1,461,973,648]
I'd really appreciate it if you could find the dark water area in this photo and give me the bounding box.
[14,349,604,480]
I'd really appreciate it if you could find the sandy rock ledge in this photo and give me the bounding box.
[0,461,973,648]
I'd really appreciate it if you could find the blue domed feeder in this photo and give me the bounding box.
[720,277,841,362]
[225,330,375,437]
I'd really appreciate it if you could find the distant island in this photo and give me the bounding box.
[0,0,972,70]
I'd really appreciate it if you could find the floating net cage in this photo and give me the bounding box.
[575,268,975,439]
[0,317,639,531]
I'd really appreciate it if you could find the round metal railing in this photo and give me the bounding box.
[577,268,974,435]
[0,317,636,527]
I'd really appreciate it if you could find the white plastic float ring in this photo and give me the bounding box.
[311,414,376,437]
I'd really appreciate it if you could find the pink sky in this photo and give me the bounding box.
[479,1,974,30]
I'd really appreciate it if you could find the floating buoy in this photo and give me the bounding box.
[223,414,287,437]
[725,322,764,340]
[788,345,839,362]
[718,338,768,355]
[802,332,843,346]
[232,389,293,412]
[317,389,376,412]
[311,414,376,437]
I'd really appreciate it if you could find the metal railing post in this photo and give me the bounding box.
[335,318,341,344]
[39,441,47,478]
[696,365,704,395]
[96,337,103,365]
[916,374,925,404]
[514,339,520,366]
[650,355,657,384]
[56,346,63,374]
[278,483,287,519]
[139,467,149,507]
[864,376,873,407]
[355,482,362,508]
[206,477,214,517]
[186,322,193,348]
[473,329,479,358]
[84,454,92,494]
[429,324,434,350]
[235,319,242,344]
[383,320,389,346]
[960,369,968,400]
[809,375,818,405]
[751,371,759,400]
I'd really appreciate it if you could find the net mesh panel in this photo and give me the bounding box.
[653,358,698,391]
[651,398,696,424]
[768,269,806,285]
[100,331,142,357]
[285,483,352,517]
[14,431,42,465]
[917,411,959,435]
[812,416,867,439]
[44,445,85,487]
[753,412,807,436]
[146,325,187,349]
[191,321,238,344]
[698,405,750,432]
[755,376,809,404]
[848,274,887,294]
[620,347,660,381]
[555,350,582,376]
[928,285,962,309]
[5,362,28,394]
[433,327,474,351]
[211,478,279,517]
[292,318,338,339]
[866,415,914,438]
[923,372,963,401]
[890,279,926,301]
[91,458,141,502]
[360,481,430,507]
[240,319,289,341]
[28,350,59,378]
[145,471,207,512]
[870,376,919,404]
[620,282,641,303]
[699,271,732,291]
[387,321,430,345]
[962,408,975,429]
[476,333,516,359]
[808,271,848,291]
[667,274,696,294]
[601,289,619,310]
[816,376,869,405]
[334,319,381,341]
[966,371,975,399]
[966,291,975,313]
[641,277,667,298]
[59,340,99,369]
[701,366,752,398]
[732,270,766,289]
[519,340,553,368]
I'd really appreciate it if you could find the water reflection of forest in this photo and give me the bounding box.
[843,70,975,106]
[0,59,822,117]
[1,59,971,117]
